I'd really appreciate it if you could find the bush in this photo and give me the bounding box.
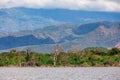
[108,48,120,55]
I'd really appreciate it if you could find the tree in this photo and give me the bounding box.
[26,48,31,62]
[108,48,120,55]
[53,45,63,66]
[16,51,21,67]
[71,45,80,53]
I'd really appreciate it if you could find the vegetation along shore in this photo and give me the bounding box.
[0,45,120,67]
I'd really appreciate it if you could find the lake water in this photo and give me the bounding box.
[0,67,119,80]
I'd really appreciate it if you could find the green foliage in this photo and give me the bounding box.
[0,47,120,67]
[108,48,120,55]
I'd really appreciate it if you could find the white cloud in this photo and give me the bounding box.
[0,0,120,12]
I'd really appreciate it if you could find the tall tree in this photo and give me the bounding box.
[26,48,31,62]
[53,45,63,66]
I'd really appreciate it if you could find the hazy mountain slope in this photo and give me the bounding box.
[0,8,61,32]
[0,21,120,52]
[18,8,120,24]
[74,24,120,48]
[0,7,120,33]
[115,42,120,48]
[73,21,119,35]
[0,35,55,50]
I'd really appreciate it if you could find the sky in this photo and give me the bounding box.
[0,0,120,12]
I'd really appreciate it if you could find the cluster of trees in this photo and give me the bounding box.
[0,46,120,67]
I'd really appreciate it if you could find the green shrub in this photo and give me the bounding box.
[108,48,120,55]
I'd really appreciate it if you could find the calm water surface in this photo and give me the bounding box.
[0,67,119,80]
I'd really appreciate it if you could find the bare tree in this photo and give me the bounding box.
[71,45,80,53]
[16,51,21,67]
[26,48,32,62]
[53,44,63,66]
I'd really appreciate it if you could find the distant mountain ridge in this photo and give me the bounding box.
[0,35,55,50]
[0,8,62,32]
[0,7,120,33]
[0,21,120,52]
[115,42,120,48]
[0,8,120,52]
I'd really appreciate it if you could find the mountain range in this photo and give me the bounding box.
[0,7,120,32]
[0,8,120,52]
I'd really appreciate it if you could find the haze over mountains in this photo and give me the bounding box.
[0,7,120,32]
[0,8,120,52]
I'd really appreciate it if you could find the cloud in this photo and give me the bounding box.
[0,0,120,12]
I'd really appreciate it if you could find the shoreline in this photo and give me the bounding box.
[0,66,119,68]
